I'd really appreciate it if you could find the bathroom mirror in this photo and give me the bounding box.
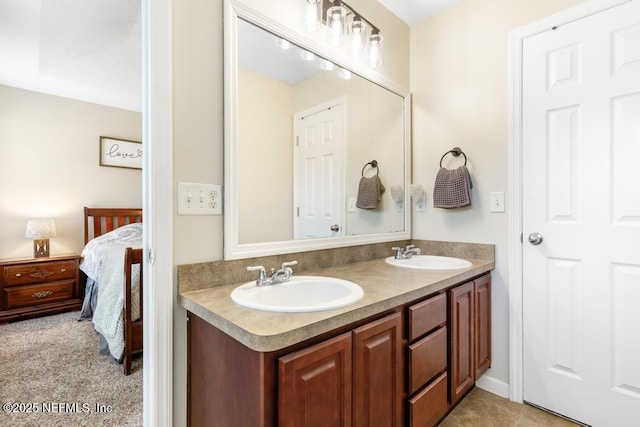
[224,0,411,259]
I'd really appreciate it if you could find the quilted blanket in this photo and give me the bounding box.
[80,223,142,360]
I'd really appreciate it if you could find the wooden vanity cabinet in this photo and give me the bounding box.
[187,273,491,427]
[279,312,403,427]
[449,275,491,405]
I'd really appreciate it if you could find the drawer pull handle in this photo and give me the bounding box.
[60,268,67,273]
[32,290,53,299]
[15,273,22,277]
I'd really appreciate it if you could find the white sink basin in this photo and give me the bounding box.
[385,255,472,270]
[231,276,364,313]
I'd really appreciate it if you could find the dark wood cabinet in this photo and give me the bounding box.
[279,333,353,427]
[0,254,82,323]
[474,274,491,379]
[352,313,403,427]
[187,273,491,427]
[279,312,402,427]
[450,281,475,405]
[449,275,492,405]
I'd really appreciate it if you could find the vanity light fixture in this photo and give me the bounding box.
[25,219,57,258]
[302,0,384,68]
[327,5,347,45]
[275,38,291,50]
[338,68,352,80]
[320,58,335,71]
[301,50,315,61]
[302,0,323,32]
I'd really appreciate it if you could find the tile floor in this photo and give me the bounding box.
[441,388,580,426]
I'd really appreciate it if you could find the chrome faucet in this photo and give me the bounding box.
[246,261,298,286]
[391,244,422,260]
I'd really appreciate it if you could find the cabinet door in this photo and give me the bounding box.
[474,275,491,379]
[352,312,403,427]
[279,332,352,427]
[449,281,475,405]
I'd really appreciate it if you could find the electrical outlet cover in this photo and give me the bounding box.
[178,182,222,215]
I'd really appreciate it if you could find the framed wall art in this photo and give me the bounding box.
[99,136,142,170]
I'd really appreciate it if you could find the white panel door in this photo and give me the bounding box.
[294,103,344,239]
[522,1,640,425]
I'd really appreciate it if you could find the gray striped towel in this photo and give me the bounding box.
[356,175,385,209]
[433,165,472,208]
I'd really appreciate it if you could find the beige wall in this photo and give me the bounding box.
[0,85,142,259]
[410,0,587,389]
[170,0,407,425]
[238,67,294,244]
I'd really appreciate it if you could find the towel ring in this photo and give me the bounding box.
[439,147,467,167]
[362,160,379,176]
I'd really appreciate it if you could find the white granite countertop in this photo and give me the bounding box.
[179,256,494,352]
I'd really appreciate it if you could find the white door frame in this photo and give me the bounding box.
[507,0,631,403]
[142,0,174,425]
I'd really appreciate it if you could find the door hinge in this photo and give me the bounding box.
[296,136,299,147]
[520,233,523,243]
[148,248,156,265]
[296,207,299,217]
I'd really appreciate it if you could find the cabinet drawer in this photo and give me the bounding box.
[409,372,449,427]
[4,261,76,286]
[408,293,446,341]
[4,280,74,309]
[408,326,447,394]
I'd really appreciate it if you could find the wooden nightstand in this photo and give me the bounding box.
[0,253,82,324]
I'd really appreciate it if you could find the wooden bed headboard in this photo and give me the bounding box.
[84,207,143,244]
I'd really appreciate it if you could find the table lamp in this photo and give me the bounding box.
[25,219,57,258]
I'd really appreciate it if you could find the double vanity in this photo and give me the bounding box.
[178,240,494,426]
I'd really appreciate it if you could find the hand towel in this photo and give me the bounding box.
[433,165,473,208]
[356,175,385,209]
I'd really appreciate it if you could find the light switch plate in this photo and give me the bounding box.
[178,182,222,215]
[490,191,505,213]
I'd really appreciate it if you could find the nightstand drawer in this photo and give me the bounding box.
[4,280,74,309]
[4,261,76,286]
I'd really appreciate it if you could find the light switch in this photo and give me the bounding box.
[490,192,505,213]
[178,182,222,215]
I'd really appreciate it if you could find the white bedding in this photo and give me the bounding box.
[80,223,143,361]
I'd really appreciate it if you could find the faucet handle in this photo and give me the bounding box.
[281,260,298,269]
[392,246,404,258]
[246,265,267,283]
[405,244,416,250]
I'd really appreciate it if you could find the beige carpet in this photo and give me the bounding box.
[0,311,142,427]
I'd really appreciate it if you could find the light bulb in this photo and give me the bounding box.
[320,59,335,71]
[368,33,383,68]
[327,6,346,45]
[303,0,320,32]
[301,50,315,61]
[338,68,352,80]
[349,20,365,58]
[276,38,291,50]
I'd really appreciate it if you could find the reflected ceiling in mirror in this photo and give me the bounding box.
[224,0,411,260]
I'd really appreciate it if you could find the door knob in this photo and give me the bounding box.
[528,232,543,245]
[330,224,340,232]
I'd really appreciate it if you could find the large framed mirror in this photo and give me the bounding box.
[224,0,411,259]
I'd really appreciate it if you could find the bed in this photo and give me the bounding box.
[79,207,143,375]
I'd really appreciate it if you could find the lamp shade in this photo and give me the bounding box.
[25,219,57,239]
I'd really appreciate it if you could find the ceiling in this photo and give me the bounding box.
[378,0,461,25]
[0,0,458,111]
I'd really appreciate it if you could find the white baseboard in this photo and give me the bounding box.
[476,373,510,399]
